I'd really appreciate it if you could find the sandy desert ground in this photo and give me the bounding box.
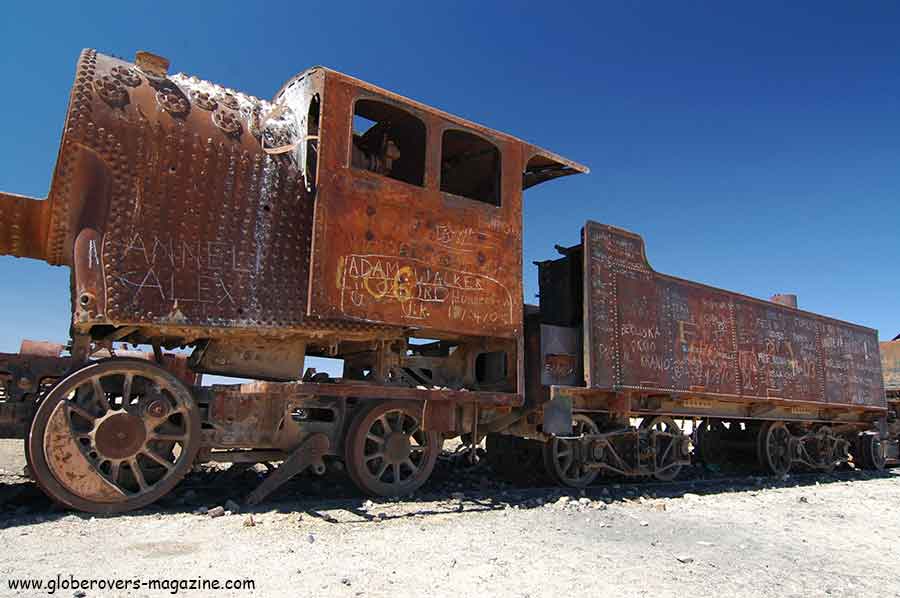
[1,439,899,598]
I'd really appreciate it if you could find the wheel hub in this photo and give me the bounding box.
[94,413,147,460]
[385,432,412,462]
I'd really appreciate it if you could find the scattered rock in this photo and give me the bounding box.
[799,496,809,504]
[207,506,226,518]
[362,499,375,511]
[682,493,701,502]
[639,520,649,527]
[307,533,316,544]
[74,591,87,598]
[341,578,351,586]
[578,497,591,506]
[675,555,694,564]
[243,515,256,527]
[554,496,571,508]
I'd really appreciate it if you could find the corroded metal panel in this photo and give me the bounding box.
[540,324,580,386]
[0,192,49,261]
[735,302,820,401]
[820,323,883,406]
[305,73,523,338]
[583,221,885,409]
[74,52,316,329]
[0,50,320,334]
[880,340,900,395]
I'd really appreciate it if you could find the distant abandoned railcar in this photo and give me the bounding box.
[0,49,890,512]
[879,337,900,465]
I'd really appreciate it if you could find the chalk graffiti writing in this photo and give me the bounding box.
[338,254,513,325]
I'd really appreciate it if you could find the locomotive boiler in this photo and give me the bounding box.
[0,49,890,513]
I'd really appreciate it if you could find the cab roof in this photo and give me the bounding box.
[277,66,589,189]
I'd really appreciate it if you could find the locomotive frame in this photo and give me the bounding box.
[0,49,892,513]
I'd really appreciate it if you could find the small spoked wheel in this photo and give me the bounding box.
[344,400,441,496]
[811,425,838,473]
[544,413,600,488]
[641,416,685,481]
[28,358,200,513]
[757,421,792,476]
[855,433,887,471]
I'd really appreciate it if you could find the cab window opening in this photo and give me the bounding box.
[305,94,320,191]
[351,98,426,187]
[440,129,501,206]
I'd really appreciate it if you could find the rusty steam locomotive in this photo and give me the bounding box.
[0,49,894,513]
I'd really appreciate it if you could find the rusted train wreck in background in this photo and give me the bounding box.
[0,49,892,513]
[880,337,900,466]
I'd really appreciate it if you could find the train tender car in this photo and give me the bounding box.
[0,48,887,513]
[511,223,888,486]
[879,336,900,465]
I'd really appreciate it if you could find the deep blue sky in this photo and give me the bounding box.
[0,1,897,361]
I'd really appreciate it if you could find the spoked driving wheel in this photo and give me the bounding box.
[27,358,200,513]
[757,421,792,476]
[543,414,600,488]
[641,416,685,481]
[344,400,441,496]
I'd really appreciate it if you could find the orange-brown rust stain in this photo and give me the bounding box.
[584,221,885,409]
[0,192,50,261]
[882,340,900,393]
[44,403,125,501]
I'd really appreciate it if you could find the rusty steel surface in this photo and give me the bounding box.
[0,50,322,334]
[292,69,543,339]
[583,221,885,410]
[76,51,313,331]
[881,339,900,396]
[0,191,50,261]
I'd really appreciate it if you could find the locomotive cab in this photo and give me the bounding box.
[263,67,588,393]
[272,67,588,340]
